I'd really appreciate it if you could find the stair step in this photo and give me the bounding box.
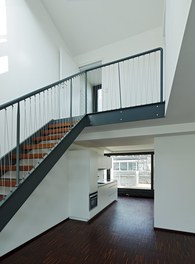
[32,134,64,142]
[22,143,55,150]
[1,171,27,179]
[41,128,70,135]
[0,179,16,187]
[0,165,33,171]
[12,153,46,159]
[29,149,50,154]
[48,121,75,129]
[19,159,40,166]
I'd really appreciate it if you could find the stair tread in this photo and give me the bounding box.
[32,134,64,142]
[19,159,40,166]
[12,153,46,159]
[41,128,70,135]
[29,149,50,154]
[1,170,27,179]
[0,165,33,171]
[48,121,75,128]
[0,178,16,187]
[22,143,55,150]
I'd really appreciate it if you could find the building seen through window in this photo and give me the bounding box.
[111,154,152,190]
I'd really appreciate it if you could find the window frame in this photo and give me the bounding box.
[105,152,154,198]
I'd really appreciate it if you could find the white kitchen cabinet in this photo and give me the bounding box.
[68,149,98,221]
[98,156,112,169]
[98,181,118,212]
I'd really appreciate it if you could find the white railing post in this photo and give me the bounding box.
[16,102,20,186]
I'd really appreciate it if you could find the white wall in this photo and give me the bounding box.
[165,0,192,111]
[75,27,163,66]
[154,134,195,233]
[0,0,79,156]
[0,0,78,105]
[0,152,70,256]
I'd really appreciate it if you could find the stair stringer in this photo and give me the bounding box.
[0,115,90,232]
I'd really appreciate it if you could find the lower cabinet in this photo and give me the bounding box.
[98,181,118,212]
[89,181,118,219]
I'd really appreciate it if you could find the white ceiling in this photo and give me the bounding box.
[74,135,154,153]
[41,0,165,56]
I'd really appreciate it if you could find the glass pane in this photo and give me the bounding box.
[120,162,127,171]
[128,162,136,171]
[111,154,152,190]
[113,162,119,170]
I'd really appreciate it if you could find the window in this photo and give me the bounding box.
[120,162,127,171]
[111,153,153,190]
[128,162,136,171]
[113,162,119,170]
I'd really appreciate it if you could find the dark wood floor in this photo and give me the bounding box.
[1,197,195,264]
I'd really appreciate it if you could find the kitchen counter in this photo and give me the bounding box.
[97,180,117,187]
[96,180,118,214]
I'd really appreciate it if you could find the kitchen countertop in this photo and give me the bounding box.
[97,180,117,187]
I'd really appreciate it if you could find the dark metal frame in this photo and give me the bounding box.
[88,102,165,126]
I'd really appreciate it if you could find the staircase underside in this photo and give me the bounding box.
[0,101,165,231]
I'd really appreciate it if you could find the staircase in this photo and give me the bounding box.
[0,47,164,231]
[0,120,76,203]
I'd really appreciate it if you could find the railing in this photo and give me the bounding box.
[85,47,163,112]
[0,47,163,204]
[0,74,86,203]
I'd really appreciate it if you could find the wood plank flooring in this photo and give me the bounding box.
[1,197,195,264]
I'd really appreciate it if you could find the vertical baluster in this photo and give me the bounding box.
[85,72,88,114]
[153,52,158,103]
[3,110,6,194]
[24,100,27,177]
[16,102,20,186]
[118,63,122,109]
[70,79,73,125]
[46,89,50,148]
[58,84,61,119]
[10,105,14,190]
[160,48,163,102]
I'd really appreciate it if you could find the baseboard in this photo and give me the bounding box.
[0,217,70,259]
[118,188,154,198]
[154,227,195,236]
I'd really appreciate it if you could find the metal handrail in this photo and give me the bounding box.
[0,47,163,110]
